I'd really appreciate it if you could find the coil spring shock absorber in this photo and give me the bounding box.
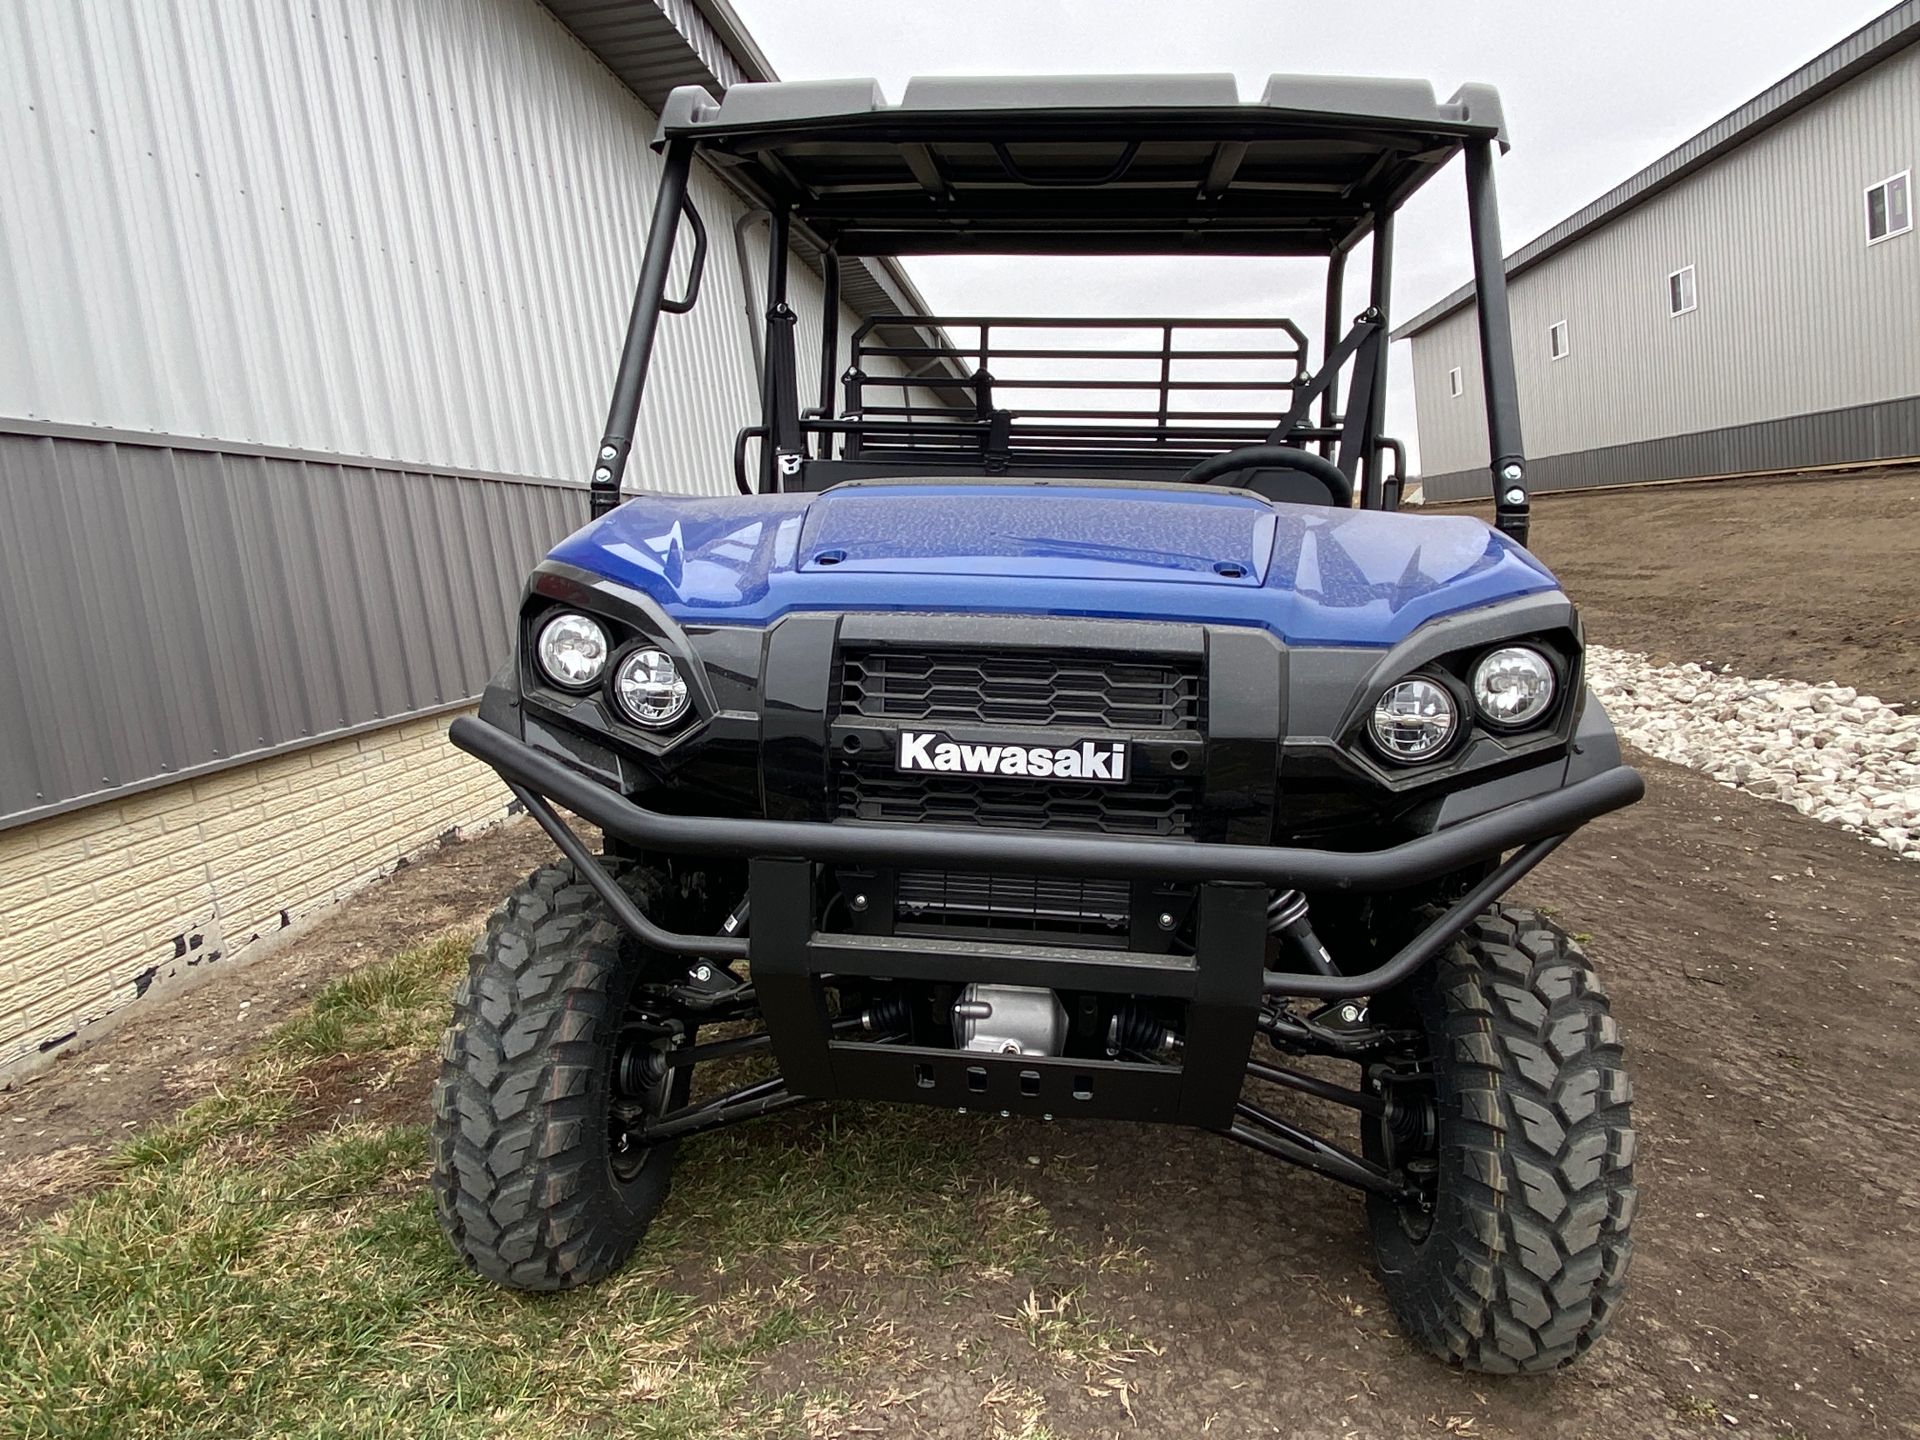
[1269,890,1339,976]
[1106,1004,1181,1059]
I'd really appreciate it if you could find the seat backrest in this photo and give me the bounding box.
[1220,467,1346,507]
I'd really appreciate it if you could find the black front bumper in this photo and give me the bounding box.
[748,853,1270,1127]
[453,715,1640,895]
[452,715,1641,1130]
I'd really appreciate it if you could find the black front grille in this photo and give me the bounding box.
[841,648,1201,731]
[895,870,1132,944]
[837,763,1196,837]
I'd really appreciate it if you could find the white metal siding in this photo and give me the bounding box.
[0,0,854,496]
[1407,44,1920,480]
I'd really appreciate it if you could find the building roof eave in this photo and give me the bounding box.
[536,0,941,343]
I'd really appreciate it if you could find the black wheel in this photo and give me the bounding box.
[1364,905,1636,1373]
[430,860,690,1291]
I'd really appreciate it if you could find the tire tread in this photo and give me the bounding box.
[429,862,672,1292]
[1372,904,1636,1374]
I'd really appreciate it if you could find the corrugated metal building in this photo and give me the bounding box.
[0,0,932,1073]
[1395,2,1920,500]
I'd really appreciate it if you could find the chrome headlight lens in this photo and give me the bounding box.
[535,612,609,690]
[1368,678,1458,763]
[614,647,690,728]
[1471,647,1556,728]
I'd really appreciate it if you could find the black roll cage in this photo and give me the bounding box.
[586,84,1531,541]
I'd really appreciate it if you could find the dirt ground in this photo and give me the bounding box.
[5,472,1919,1437]
[0,825,544,1229]
[1464,467,1920,707]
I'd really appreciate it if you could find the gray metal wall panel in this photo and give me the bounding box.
[1398,2,1920,338]
[1419,393,1920,501]
[1408,43,1920,482]
[1407,307,1490,481]
[0,0,865,498]
[0,0,907,826]
[0,430,578,825]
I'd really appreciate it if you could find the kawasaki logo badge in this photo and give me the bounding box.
[895,731,1130,784]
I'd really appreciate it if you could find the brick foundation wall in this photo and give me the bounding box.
[0,711,509,1076]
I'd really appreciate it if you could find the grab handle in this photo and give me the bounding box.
[660,198,708,315]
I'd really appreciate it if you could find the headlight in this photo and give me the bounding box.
[614,648,690,727]
[1471,647,1556,728]
[535,612,609,689]
[1368,678,1458,763]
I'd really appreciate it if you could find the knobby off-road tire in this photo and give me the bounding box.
[430,860,687,1291]
[1367,905,1637,1373]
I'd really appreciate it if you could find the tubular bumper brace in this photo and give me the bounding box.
[450,715,1643,1003]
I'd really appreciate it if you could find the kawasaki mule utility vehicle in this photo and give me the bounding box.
[432,74,1644,1373]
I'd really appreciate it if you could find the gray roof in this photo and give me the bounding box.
[657,73,1508,145]
[1394,0,1920,340]
[649,74,1508,258]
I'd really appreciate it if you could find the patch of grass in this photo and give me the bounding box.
[109,936,467,1176]
[1003,1287,1149,1380]
[977,1377,1059,1440]
[267,933,469,1061]
[0,929,1130,1439]
[110,1060,305,1169]
[653,1105,1071,1289]
[1669,1393,1722,1425]
[3,1114,859,1440]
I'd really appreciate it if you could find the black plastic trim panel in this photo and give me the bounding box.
[749,856,1268,1129]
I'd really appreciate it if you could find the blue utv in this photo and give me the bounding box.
[431,73,1644,1374]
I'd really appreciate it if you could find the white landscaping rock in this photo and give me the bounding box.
[1584,645,1920,862]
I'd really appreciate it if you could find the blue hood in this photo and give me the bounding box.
[546,483,1558,648]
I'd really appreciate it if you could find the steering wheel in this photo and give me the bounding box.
[1178,444,1353,508]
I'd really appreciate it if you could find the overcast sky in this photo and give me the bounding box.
[727,0,1892,474]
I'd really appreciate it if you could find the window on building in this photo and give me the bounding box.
[1548,320,1569,360]
[1447,366,1463,398]
[1866,171,1912,244]
[1668,265,1697,318]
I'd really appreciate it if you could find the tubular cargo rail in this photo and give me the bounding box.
[419,70,1645,1377]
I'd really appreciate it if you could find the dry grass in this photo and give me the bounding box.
[0,1145,105,1231]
